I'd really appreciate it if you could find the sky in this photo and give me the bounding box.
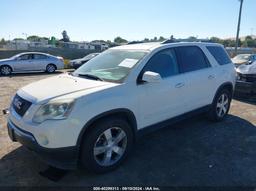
[0,0,255,42]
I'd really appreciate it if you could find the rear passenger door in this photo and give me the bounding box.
[174,46,217,111]
[32,54,48,70]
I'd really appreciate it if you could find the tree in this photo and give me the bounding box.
[114,36,127,44]
[188,36,197,41]
[13,38,24,41]
[0,38,6,45]
[143,38,150,42]
[242,36,256,47]
[61,30,70,42]
[158,36,166,42]
[210,37,222,43]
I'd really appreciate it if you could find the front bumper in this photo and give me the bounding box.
[235,80,256,95]
[7,120,79,170]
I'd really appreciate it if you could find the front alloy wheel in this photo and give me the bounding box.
[1,66,12,75]
[93,127,127,167]
[80,117,133,173]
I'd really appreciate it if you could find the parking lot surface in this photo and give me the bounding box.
[0,70,256,187]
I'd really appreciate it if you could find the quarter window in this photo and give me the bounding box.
[142,48,179,78]
[207,46,231,65]
[175,46,210,73]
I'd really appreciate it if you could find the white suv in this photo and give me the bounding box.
[7,42,236,173]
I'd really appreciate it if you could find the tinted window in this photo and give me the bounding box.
[34,54,47,59]
[175,46,210,73]
[142,49,179,78]
[207,46,231,65]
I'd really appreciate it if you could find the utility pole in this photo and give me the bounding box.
[235,0,244,55]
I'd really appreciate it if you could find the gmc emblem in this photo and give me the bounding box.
[13,98,22,110]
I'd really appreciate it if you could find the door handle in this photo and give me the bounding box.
[208,75,215,80]
[175,83,185,88]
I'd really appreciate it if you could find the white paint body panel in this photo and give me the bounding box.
[8,42,236,148]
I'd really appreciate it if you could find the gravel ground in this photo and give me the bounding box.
[0,71,256,188]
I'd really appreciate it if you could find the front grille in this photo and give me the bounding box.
[12,94,32,117]
[237,73,256,83]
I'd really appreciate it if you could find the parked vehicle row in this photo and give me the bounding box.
[6,42,236,173]
[0,52,101,76]
[0,52,64,75]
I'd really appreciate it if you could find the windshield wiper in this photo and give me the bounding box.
[78,73,104,81]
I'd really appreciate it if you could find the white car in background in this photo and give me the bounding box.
[235,61,256,95]
[232,54,256,67]
[0,52,64,75]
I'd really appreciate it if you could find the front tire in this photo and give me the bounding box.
[208,89,232,121]
[80,117,134,173]
[0,65,12,76]
[46,64,56,73]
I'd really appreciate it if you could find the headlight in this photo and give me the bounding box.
[32,99,75,124]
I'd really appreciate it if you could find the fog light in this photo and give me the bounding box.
[38,134,49,145]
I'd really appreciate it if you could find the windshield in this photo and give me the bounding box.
[233,54,250,60]
[74,49,148,83]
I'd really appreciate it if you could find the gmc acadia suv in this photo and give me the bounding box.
[7,42,236,173]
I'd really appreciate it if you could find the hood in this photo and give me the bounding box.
[231,58,248,65]
[70,58,83,63]
[236,63,256,74]
[70,58,90,63]
[0,58,13,63]
[18,73,116,103]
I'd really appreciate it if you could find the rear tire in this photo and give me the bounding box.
[80,117,134,173]
[46,64,56,73]
[208,89,232,121]
[0,65,12,76]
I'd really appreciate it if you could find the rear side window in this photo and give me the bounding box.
[142,48,179,78]
[175,46,210,73]
[33,54,47,59]
[207,46,231,65]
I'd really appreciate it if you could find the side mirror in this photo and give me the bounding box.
[142,71,162,83]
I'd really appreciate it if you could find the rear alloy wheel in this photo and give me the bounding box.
[46,64,56,73]
[80,117,133,173]
[208,89,232,121]
[216,93,229,118]
[0,66,12,76]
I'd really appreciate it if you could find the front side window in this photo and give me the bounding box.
[142,48,179,78]
[74,49,147,83]
[207,46,231,65]
[175,46,210,73]
[19,54,31,60]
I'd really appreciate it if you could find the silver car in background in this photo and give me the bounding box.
[0,52,64,75]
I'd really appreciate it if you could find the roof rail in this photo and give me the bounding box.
[161,39,213,44]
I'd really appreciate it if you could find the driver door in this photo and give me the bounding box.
[13,54,33,71]
[136,48,189,129]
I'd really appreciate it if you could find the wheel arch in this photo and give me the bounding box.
[76,108,138,149]
[212,82,234,103]
[46,63,57,69]
[0,64,13,71]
